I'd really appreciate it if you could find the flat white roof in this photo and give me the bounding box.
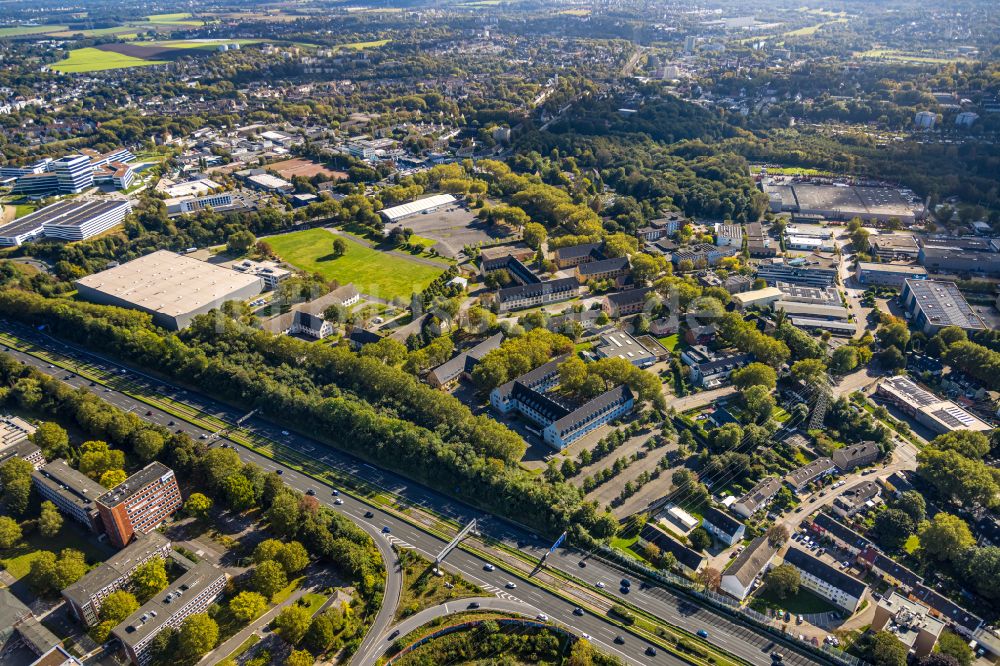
[161,178,223,198]
[248,173,292,189]
[733,287,783,305]
[381,194,457,222]
[75,250,262,319]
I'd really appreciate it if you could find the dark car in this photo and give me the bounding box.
[382,526,391,533]
[573,607,584,616]
[332,489,339,496]
[276,469,283,475]
[306,488,316,496]
[771,652,784,663]
[364,511,374,518]
[620,579,631,588]
[388,630,399,640]
[697,629,709,638]
[646,647,657,656]
[146,411,153,416]
[168,421,175,426]
[614,635,625,645]
[468,601,480,609]
[578,560,587,568]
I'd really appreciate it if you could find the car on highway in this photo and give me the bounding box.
[388,630,399,640]
[646,647,657,656]
[697,629,709,638]
[614,635,624,644]
[484,564,495,572]
[306,488,316,496]
[620,579,631,588]
[168,421,175,426]
[334,498,344,505]
[281,430,290,436]
[382,526,391,533]
[146,410,153,416]
[332,489,339,496]
[276,469,283,475]
[364,511,374,518]
[578,560,586,567]
[581,633,590,640]
[198,433,207,439]
[771,652,784,662]
[47,364,53,368]
[536,614,548,621]
[595,581,605,589]
[573,607,584,616]
[468,602,480,609]
[505,581,516,589]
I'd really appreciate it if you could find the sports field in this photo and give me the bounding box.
[266,228,445,301]
[50,47,167,72]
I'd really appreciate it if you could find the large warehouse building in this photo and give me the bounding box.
[0,199,132,246]
[380,194,457,223]
[900,279,987,335]
[764,181,917,224]
[75,250,263,330]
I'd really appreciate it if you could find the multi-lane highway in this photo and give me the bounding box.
[0,322,825,666]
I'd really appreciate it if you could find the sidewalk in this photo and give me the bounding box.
[198,585,312,664]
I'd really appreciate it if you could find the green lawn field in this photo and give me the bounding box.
[51,47,166,72]
[267,228,445,301]
[0,521,112,580]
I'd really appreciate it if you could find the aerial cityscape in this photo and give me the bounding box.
[0,1,998,666]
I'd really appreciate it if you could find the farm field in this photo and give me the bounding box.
[854,49,973,64]
[130,38,259,50]
[0,24,68,37]
[266,228,445,301]
[336,39,390,50]
[144,12,205,26]
[50,47,166,72]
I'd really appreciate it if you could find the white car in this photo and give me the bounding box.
[536,614,548,622]
[505,582,517,589]
[581,633,591,640]
[334,498,344,505]
[484,564,495,572]
[596,581,605,589]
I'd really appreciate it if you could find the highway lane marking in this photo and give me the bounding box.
[384,535,414,549]
[480,584,524,604]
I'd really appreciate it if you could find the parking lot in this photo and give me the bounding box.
[388,205,511,258]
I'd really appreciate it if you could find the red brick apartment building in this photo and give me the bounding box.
[97,462,182,548]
